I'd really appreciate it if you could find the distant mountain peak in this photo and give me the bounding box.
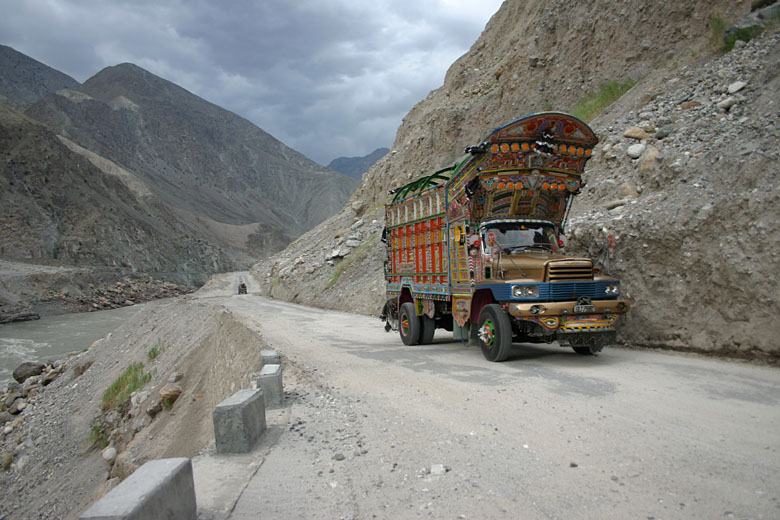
[327,147,389,179]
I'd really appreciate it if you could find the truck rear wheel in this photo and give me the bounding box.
[399,302,421,345]
[420,314,435,344]
[478,304,513,362]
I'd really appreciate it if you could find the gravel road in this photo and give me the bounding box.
[214,288,780,520]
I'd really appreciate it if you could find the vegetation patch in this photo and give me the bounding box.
[572,80,636,122]
[147,344,165,361]
[2,452,12,472]
[89,424,108,449]
[709,15,728,47]
[326,233,380,290]
[723,25,764,52]
[101,362,152,410]
[712,11,780,53]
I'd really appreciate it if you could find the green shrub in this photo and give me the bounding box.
[572,80,636,122]
[102,362,152,410]
[714,11,780,53]
[147,344,165,361]
[723,25,764,52]
[709,14,728,46]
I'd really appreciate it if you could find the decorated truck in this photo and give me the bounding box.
[380,112,629,361]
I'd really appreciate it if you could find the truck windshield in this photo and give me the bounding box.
[482,222,559,253]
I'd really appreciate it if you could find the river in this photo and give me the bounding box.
[0,304,144,386]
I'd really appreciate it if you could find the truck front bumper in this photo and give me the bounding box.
[507,299,629,336]
[508,299,629,318]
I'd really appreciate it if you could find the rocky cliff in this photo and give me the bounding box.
[255,0,780,361]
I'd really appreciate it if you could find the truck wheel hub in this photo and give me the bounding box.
[479,320,495,347]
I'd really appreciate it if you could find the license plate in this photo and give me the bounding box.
[573,304,596,313]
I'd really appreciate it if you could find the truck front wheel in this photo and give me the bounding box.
[399,302,421,345]
[478,304,513,362]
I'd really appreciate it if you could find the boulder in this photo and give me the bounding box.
[146,402,163,419]
[102,446,118,464]
[623,126,650,140]
[13,362,45,384]
[9,399,27,415]
[618,183,640,200]
[638,145,662,172]
[4,391,21,408]
[627,143,646,159]
[159,384,183,408]
[656,125,674,139]
[110,450,137,480]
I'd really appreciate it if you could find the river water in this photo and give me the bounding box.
[0,304,143,386]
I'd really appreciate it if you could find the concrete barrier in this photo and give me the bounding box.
[213,388,266,453]
[255,363,283,408]
[80,458,196,520]
[260,349,280,366]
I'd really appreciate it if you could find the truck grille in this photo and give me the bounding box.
[547,261,593,281]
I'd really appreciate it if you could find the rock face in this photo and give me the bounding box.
[255,1,780,361]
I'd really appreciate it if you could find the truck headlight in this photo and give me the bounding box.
[512,285,539,298]
[605,283,620,295]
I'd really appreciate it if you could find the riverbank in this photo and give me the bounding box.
[0,272,262,519]
[0,259,197,324]
[0,304,145,385]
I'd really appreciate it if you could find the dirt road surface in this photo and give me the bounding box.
[191,273,780,520]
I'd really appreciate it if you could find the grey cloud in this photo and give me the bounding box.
[0,0,503,164]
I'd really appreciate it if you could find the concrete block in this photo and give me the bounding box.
[213,389,266,454]
[80,457,196,520]
[257,363,283,408]
[260,349,280,366]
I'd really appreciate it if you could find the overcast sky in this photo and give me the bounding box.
[1,0,503,165]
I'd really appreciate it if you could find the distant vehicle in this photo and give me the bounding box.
[380,113,629,361]
[238,282,247,295]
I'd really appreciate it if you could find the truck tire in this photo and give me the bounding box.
[420,314,435,344]
[478,304,513,362]
[399,302,421,345]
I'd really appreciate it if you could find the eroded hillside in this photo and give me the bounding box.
[255,0,780,361]
[26,63,358,263]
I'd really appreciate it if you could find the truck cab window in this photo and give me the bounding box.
[482,222,559,253]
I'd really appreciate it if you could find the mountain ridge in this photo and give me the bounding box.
[327,147,389,180]
[25,61,358,258]
[0,44,80,111]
